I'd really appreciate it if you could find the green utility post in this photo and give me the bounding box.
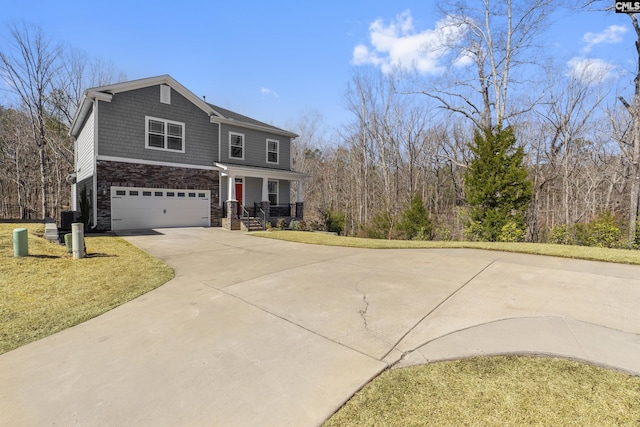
[64,233,72,253]
[13,228,28,257]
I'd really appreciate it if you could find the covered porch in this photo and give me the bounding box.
[216,163,308,230]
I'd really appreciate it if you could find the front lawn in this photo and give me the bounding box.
[0,223,174,354]
[253,230,640,264]
[324,356,640,426]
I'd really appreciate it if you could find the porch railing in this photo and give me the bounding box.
[254,203,297,218]
[240,206,251,230]
[256,205,267,230]
[223,201,301,222]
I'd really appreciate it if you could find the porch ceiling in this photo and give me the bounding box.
[214,162,309,181]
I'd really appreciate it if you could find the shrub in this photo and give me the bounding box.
[546,212,623,248]
[362,209,395,239]
[307,219,322,232]
[586,212,623,248]
[290,219,307,231]
[414,226,432,241]
[322,209,346,235]
[548,224,573,245]
[397,195,432,240]
[463,219,483,242]
[498,221,527,242]
[434,226,452,241]
[276,217,287,230]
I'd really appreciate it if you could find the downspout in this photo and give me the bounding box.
[218,118,222,208]
[92,98,98,229]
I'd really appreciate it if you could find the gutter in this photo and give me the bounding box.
[69,90,113,137]
[209,116,298,138]
[92,98,98,229]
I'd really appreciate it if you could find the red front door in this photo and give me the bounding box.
[235,182,243,215]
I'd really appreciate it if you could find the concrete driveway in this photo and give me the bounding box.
[1,227,640,426]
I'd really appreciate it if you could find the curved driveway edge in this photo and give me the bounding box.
[395,316,640,375]
[1,227,639,426]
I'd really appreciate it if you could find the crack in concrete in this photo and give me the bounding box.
[381,258,500,361]
[354,279,370,331]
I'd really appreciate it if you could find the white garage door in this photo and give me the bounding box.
[111,186,210,231]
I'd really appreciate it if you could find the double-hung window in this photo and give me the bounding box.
[229,132,244,160]
[268,180,278,205]
[266,139,279,164]
[146,117,185,152]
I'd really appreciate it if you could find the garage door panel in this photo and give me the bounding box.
[111,187,210,230]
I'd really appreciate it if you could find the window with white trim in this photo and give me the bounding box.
[229,132,244,160]
[266,139,279,164]
[145,117,185,152]
[268,180,278,205]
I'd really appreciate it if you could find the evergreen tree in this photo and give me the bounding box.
[397,195,432,240]
[464,126,532,241]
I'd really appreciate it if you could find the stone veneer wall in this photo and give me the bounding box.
[96,160,221,230]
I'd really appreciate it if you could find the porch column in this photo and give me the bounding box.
[296,180,304,203]
[295,180,304,219]
[228,174,236,201]
[261,177,269,202]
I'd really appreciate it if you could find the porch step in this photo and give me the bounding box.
[241,217,264,232]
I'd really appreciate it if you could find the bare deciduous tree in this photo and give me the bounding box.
[0,22,62,219]
[422,0,554,131]
[617,13,640,243]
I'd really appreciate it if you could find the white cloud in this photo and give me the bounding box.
[582,25,628,53]
[566,57,615,84]
[260,87,279,97]
[453,52,474,68]
[352,10,468,74]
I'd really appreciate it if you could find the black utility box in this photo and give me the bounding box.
[60,211,79,230]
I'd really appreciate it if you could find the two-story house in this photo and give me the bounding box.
[69,75,306,231]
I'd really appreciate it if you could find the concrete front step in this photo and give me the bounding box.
[240,218,264,232]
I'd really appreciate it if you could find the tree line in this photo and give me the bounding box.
[291,1,640,247]
[0,22,124,223]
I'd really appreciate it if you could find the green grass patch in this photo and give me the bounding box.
[0,223,174,354]
[253,231,640,265]
[324,356,640,426]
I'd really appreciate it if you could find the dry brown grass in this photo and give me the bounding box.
[0,223,173,354]
[324,356,640,426]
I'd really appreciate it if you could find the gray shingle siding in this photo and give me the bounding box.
[98,85,218,166]
[279,180,290,205]
[220,123,291,170]
[244,177,263,207]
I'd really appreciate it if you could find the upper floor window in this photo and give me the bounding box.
[266,139,279,164]
[145,117,185,153]
[229,132,244,160]
[268,180,278,205]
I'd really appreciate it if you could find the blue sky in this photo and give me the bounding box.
[0,0,635,132]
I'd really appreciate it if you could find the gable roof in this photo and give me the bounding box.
[69,75,297,138]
